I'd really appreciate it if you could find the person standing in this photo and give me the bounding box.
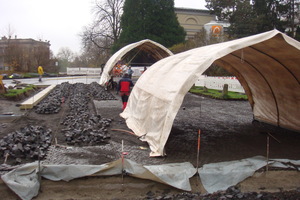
[142,66,147,74]
[37,66,44,82]
[100,63,105,76]
[118,73,134,110]
[127,66,133,79]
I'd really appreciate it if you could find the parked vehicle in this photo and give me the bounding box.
[8,73,23,79]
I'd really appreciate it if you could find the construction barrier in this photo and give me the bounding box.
[67,67,147,77]
[66,67,102,75]
[195,76,245,93]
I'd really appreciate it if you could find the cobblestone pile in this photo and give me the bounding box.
[61,83,112,146]
[152,187,300,200]
[35,82,71,114]
[1,82,115,164]
[0,125,52,164]
[89,82,117,100]
[35,82,116,114]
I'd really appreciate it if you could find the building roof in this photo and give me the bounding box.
[174,7,212,15]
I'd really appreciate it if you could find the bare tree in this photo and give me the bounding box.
[56,47,74,63]
[289,0,300,37]
[93,0,123,43]
[2,24,16,38]
[4,43,23,71]
[56,47,74,71]
[80,0,124,64]
[33,44,51,70]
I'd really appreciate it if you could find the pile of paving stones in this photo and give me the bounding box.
[0,82,114,163]
[61,82,112,146]
[0,125,52,164]
[62,114,112,145]
[89,82,117,100]
[150,186,300,200]
[35,82,71,114]
[35,82,116,114]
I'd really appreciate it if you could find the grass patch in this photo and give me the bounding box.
[23,73,39,78]
[1,85,37,98]
[189,86,248,100]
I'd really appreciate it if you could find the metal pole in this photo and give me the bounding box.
[121,140,127,192]
[121,140,124,185]
[196,129,201,170]
[37,129,42,191]
[292,0,295,37]
[266,135,269,173]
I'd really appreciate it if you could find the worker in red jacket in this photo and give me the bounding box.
[117,73,134,110]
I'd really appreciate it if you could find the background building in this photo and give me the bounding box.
[0,36,51,72]
[175,8,216,39]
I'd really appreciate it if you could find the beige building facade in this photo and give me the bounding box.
[175,8,216,39]
[0,36,51,72]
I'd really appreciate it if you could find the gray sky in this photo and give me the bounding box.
[0,0,207,56]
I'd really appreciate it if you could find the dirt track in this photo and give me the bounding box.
[0,84,300,199]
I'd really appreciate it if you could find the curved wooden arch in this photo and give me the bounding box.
[99,39,173,85]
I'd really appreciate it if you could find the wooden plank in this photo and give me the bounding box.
[20,85,56,110]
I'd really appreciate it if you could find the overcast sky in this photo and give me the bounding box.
[0,0,207,56]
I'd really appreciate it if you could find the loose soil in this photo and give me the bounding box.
[0,84,300,200]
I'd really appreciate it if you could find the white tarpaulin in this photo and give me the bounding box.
[99,39,173,85]
[1,159,196,200]
[2,156,299,200]
[199,156,300,193]
[120,30,300,156]
[199,156,267,193]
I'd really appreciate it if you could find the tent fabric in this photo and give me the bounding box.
[120,30,300,156]
[99,39,173,86]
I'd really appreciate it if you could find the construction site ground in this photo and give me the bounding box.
[0,82,300,199]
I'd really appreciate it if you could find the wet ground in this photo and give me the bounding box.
[0,82,300,199]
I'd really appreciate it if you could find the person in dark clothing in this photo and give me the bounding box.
[100,63,105,75]
[142,66,147,73]
[105,76,117,91]
[118,73,134,110]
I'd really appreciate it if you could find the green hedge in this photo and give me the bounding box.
[2,85,36,98]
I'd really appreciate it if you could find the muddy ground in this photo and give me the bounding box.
[0,83,300,199]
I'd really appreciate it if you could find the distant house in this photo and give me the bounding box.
[174,8,216,39]
[175,8,231,40]
[0,36,51,72]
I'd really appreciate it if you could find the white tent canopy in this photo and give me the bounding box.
[99,39,173,85]
[120,30,300,156]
